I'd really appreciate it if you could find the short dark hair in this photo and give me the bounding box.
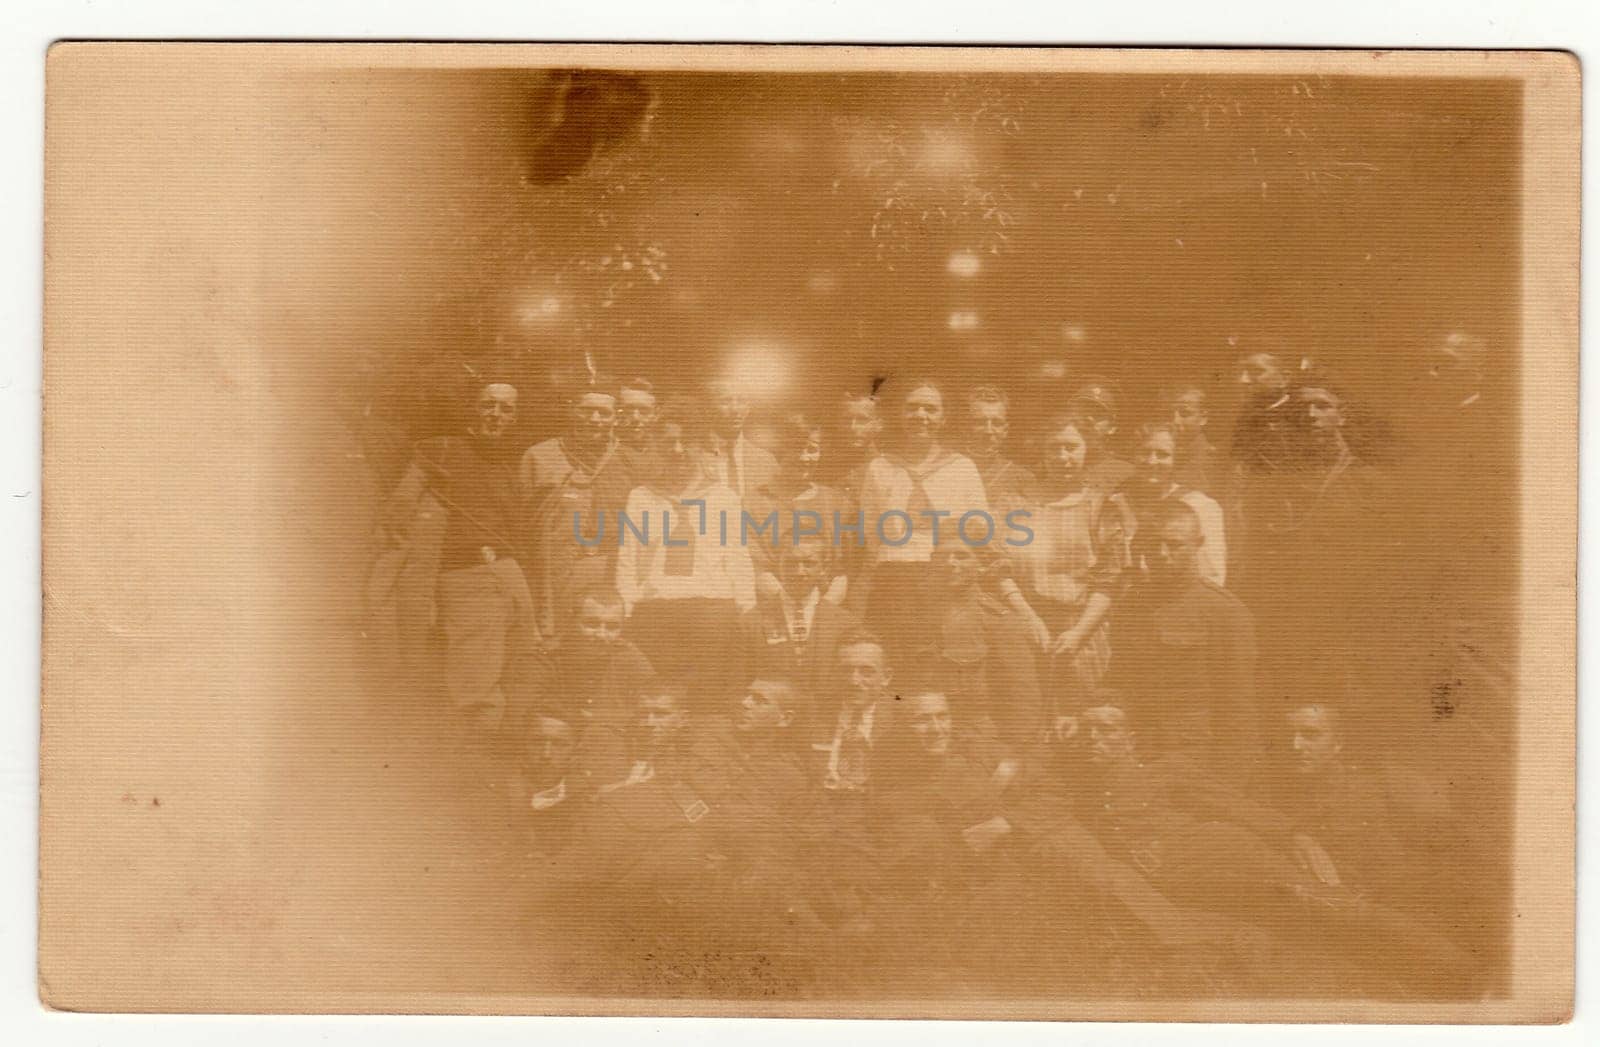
[965,384,1010,413]
[746,673,810,721]
[1038,408,1104,461]
[836,628,889,661]
[1131,419,1179,447]
[1157,380,1207,403]
[570,584,625,617]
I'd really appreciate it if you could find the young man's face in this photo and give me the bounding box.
[1136,429,1178,491]
[475,384,519,441]
[648,421,694,489]
[1150,513,1204,582]
[618,388,658,447]
[901,385,945,441]
[636,692,688,755]
[1168,389,1208,440]
[778,544,828,599]
[933,543,982,595]
[1288,705,1342,777]
[711,382,750,433]
[575,596,624,647]
[784,429,824,483]
[1297,387,1345,448]
[966,400,1009,460]
[1041,424,1088,485]
[1084,705,1135,766]
[841,399,883,452]
[570,392,617,447]
[907,692,954,756]
[736,679,794,735]
[1238,353,1287,393]
[528,715,576,784]
[837,641,891,708]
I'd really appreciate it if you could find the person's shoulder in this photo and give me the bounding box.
[815,599,861,632]
[524,436,564,463]
[1179,488,1223,514]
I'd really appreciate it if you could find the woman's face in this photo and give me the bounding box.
[901,385,945,442]
[841,400,883,451]
[785,430,824,481]
[1042,424,1089,485]
[1136,429,1177,490]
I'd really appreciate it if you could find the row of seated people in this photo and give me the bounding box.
[509,628,1483,998]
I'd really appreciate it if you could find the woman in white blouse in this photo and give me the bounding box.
[855,377,989,667]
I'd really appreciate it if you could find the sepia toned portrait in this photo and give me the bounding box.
[39,45,1577,1021]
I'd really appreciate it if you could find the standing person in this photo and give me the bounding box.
[1122,420,1228,588]
[1007,410,1132,731]
[614,376,659,472]
[614,398,755,713]
[1228,350,1297,477]
[383,380,534,733]
[830,390,884,501]
[519,376,634,643]
[1110,500,1260,785]
[963,385,1038,511]
[1235,375,1393,715]
[855,377,990,667]
[740,412,855,603]
[1159,380,1222,498]
[704,376,779,503]
[1070,378,1135,494]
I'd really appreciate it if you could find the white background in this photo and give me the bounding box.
[2,1,1593,1043]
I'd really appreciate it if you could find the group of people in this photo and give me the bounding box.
[366,346,1493,996]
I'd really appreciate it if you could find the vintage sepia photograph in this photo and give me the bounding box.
[39,45,1577,1020]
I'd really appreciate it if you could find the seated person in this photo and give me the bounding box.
[1265,703,1485,992]
[872,690,1026,893]
[511,712,583,856]
[737,538,862,724]
[549,681,718,902]
[1076,699,1476,990]
[507,584,653,732]
[807,630,900,795]
[684,675,817,905]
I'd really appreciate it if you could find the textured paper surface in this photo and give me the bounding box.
[40,44,1576,1019]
